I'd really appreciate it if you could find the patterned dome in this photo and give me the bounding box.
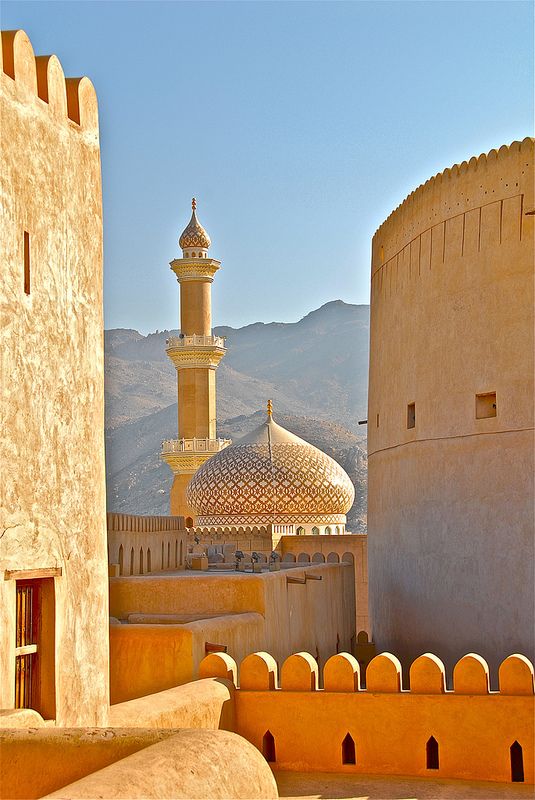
[186,411,355,526]
[179,198,211,251]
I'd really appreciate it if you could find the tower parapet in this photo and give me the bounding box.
[161,199,230,521]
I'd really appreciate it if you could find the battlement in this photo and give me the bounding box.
[1,30,98,133]
[199,650,535,783]
[374,137,533,240]
[200,649,534,694]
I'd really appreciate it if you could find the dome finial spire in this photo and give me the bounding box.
[179,198,211,252]
[267,399,273,418]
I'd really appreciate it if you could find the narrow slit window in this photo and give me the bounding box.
[342,733,356,765]
[407,402,416,429]
[262,730,276,763]
[426,736,439,770]
[511,741,524,782]
[476,392,497,419]
[24,231,30,294]
[376,413,380,427]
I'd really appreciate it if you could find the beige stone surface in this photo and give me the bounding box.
[0,727,179,800]
[43,729,279,799]
[367,139,535,674]
[109,563,355,694]
[275,771,534,799]
[109,677,235,730]
[0,30,109,725]
[279,534,369,634]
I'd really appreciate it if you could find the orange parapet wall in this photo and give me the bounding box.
[199,650,535,784]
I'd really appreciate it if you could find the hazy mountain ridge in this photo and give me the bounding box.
[104,300,369,530]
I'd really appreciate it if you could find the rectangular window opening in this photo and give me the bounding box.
[376,413,380,428]
[24,231,30,295]
[476,392,497,419]
[407,402,416,429]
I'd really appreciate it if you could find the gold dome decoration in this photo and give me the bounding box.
[179,198,212,251]
[186,404,355,526]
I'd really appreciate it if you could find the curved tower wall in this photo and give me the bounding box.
[367,139,534,674]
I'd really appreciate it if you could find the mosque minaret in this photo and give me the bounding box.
[161,199,231,521]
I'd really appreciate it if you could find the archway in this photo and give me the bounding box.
[118,545,124,576]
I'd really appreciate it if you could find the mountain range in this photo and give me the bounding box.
[104,300,370,531]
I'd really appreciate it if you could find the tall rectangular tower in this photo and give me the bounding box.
[0,31,109,724]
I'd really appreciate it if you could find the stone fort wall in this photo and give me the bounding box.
[367,139,535,674]
[107,513,187,576]
[0,31,109,725]
[200,650,535,784]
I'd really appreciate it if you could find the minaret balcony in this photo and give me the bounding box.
[161,437,231,475]
[166,334,225,350]
[166,334,226,370]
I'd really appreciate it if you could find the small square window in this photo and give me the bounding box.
[407,402,416,429]
[476,392,496,419]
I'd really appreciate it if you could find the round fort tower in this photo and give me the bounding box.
[367,138,534,675]
[161,200,231,522]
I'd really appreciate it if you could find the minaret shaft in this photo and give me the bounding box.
[180,281,212,336]
[178,368,216,439]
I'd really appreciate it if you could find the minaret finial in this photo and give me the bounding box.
[267,399,273,418]
[192,197,197,211]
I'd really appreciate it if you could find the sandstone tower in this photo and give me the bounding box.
[161,200,230,522]
[367,139,534,675]
[0,30,109,724]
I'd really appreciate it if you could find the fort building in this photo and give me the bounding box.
[0,29,109,726]
[161,200,231,522]
[0,27,533,800]
[367,138,535,676]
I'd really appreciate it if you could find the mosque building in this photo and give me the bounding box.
[162,203,355,542]
[187,399,355,537]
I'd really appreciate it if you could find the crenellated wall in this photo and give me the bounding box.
[107,513,187,576]
[0,30,108,725]
[367,139,535,674]
[200,650,535,784]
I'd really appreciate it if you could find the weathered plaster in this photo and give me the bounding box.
[367,139,535,675]
[0,31,109,724]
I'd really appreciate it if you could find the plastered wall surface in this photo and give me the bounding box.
[42,729,278,800]
[0,728,181,800]
[278,534,369,633]
[367,139,535,674]
[0,31,109,724]
[108,564,355,698]
[109,613,263,703]
[201,651,535,785]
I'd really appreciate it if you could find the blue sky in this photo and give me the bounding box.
[4,1,533,332]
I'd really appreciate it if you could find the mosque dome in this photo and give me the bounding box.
[179,198,211,251]
[186,404,355,526]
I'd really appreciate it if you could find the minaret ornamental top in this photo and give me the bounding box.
[179,198,212,252]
